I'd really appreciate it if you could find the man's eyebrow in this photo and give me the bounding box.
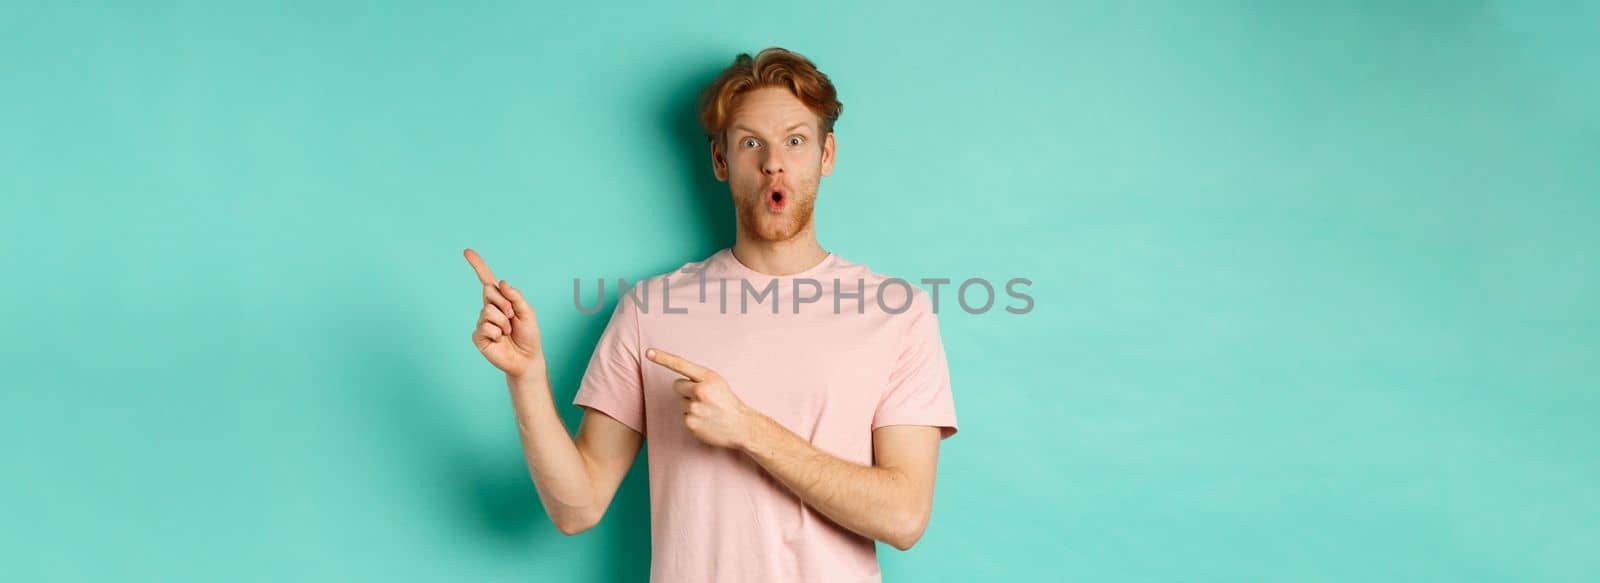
[729,122,811,135]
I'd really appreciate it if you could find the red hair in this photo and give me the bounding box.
[697,47,843,146]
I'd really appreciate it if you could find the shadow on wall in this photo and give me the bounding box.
[340,50,739,582]
[660,52,739,260]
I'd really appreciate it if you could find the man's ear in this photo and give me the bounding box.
[710,137,729,182]
[820,131,837,177]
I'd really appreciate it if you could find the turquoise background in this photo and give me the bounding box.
[3,1,1596,581]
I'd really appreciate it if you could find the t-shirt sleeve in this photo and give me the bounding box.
[572,295,647,435]
[873,292,959,439]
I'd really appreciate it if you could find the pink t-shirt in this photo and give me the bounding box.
[573,247,958,582]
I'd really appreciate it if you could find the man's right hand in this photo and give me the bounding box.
[464,248,543,378]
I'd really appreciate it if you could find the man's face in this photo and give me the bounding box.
[711,87,836,243]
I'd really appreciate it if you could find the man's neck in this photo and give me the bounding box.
[731,230,829,276]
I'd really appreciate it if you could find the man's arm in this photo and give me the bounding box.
[738,418,942,551]
[461,248,641,536]
[505,369,642,535]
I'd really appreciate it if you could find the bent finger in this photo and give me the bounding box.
[672,378,696,398]
[483,284,513,316]
[501,281,536,321]
[482,304,511,335]
[477,321,503,340]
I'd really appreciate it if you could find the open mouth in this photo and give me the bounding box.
[767,189,787,211]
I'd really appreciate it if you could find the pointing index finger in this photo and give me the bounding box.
[646,348,709,383]
[463,248,497,286]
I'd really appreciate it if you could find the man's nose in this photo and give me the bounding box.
[761,150,784,175]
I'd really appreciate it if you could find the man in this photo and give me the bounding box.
[462,47,958,582]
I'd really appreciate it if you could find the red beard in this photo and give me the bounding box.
[736,189,815,242]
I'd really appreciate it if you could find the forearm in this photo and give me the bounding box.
[737,412,926,550]
[504,362,599,531]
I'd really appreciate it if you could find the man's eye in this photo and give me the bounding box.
[788,136,805,146]
[741,138,759,148]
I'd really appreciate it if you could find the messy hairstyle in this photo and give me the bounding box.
[696,47,843,147]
